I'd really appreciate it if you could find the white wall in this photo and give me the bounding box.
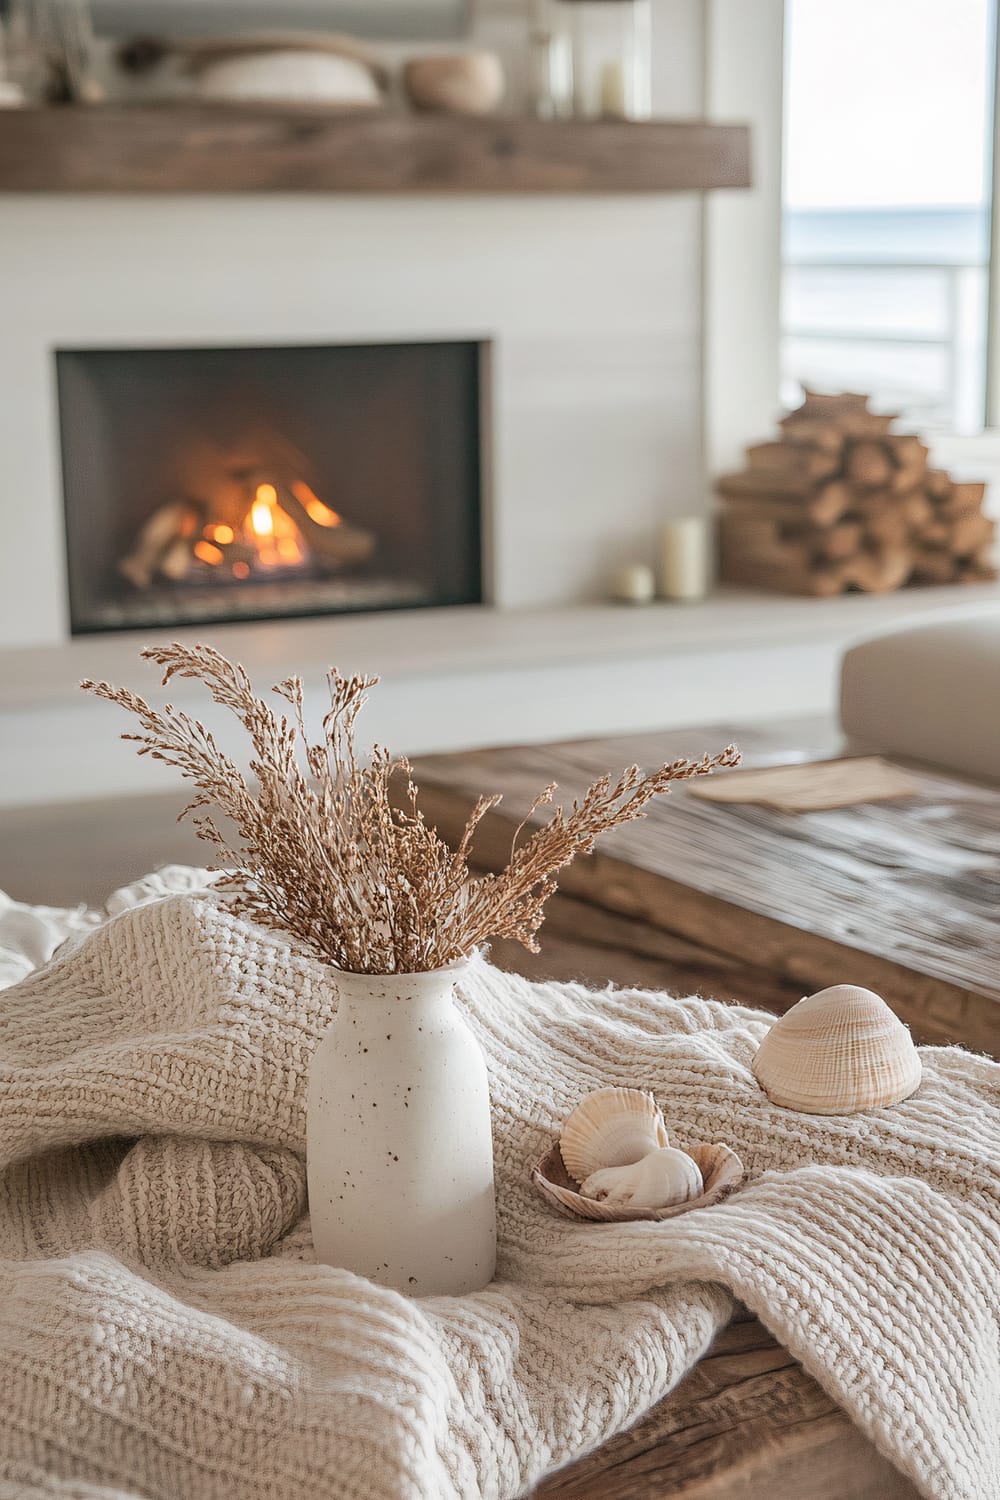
[703,0,785,475]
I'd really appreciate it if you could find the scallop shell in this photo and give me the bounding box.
[559,1088,668,1184]
[752,984,922,1114]
[581,1147,704,1210]
[532,1141,744,1224]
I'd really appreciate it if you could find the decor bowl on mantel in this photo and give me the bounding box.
[402,51,504,114]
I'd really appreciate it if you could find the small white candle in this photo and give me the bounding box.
[660,516,713,601]
[599,59,627,118]
[611,562,655,605]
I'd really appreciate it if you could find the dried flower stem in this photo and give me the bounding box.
[83,645,739,973]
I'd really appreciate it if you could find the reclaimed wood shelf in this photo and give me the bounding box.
[0,105,751,194]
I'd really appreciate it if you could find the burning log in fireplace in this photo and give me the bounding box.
[119,472,376,591]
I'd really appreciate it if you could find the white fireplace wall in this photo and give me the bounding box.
[0,0,709,650]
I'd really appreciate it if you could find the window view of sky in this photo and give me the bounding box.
[784,0,993,209]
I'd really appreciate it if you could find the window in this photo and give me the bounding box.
[781,0,996,434]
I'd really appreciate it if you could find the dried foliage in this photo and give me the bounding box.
[83,644,740,973]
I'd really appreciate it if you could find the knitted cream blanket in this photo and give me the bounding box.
[0,871,997,1500]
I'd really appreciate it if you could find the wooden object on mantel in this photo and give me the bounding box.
[718,390,997,596]
[0,107,751,194]
[411,718,999,1056]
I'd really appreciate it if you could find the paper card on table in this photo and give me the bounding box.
[687,756,920,814]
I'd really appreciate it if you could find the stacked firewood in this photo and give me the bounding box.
[717,391,997,596]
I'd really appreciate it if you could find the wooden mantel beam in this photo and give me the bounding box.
[0,106,751,194]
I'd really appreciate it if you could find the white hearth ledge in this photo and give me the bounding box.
[2,585,999,809]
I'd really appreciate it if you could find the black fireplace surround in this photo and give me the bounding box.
[56,340,483,634]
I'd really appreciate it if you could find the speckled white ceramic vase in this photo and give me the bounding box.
[307,962,497,1297]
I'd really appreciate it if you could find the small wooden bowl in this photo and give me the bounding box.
[532,1141,744,1223]
[403,52,504,115]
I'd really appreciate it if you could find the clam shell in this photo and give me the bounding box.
[752,984,922,1114]
[559,1087,668,1184]
[533,1141,744,1224]
[581,1146,704,1210]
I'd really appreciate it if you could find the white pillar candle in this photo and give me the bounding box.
[599,59,627,118]
[660,516,713,602]
[611,562,655,605]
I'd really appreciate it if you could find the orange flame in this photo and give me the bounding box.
[242,480,308,570]
[250,483,277,538]
[193,540,224,566]
[292,480,341,528]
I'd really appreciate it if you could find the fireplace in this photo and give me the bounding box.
[56,341,484,634]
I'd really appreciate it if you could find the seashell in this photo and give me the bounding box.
[752,984,922,1114]
[581,1147,704,1210]
[403,51,505,115]
[532,1141,744,1224]
[559,1087,668,1184]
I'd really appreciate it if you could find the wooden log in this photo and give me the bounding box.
[729,513,863,567]
[883,435,930,495]
[718,512,811,571]
[779,408,897,444]
[809,480,854,526]
[717,471,817,503]
[911,547,960,584]
[720,553,845,597]
[277,482,377,569]
[861,493,910,549]
[958,552,999,583]
[812,519,864,561]
[924,469,954,502]
[159,536,195,582]
[949,510,996,554]
[840,545,913,593]
[118,498,205,588]
[885,433,928,467]
[899,490,935,531]
[745,442,841,483]
[773,419,845,453]
[839,411,896,437]
[845,440,893,490]
[919,519,950,548]
[940,480,987,516]
[717,476,851,528]
[784,389,871,421]
[890,459,930,494]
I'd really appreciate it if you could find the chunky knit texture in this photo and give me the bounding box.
[0,870,997,1500]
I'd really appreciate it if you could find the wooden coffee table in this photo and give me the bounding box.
[411,716,998,1498]
[412,716,999,1053]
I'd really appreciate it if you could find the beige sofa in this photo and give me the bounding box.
[841,613,1000,783]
